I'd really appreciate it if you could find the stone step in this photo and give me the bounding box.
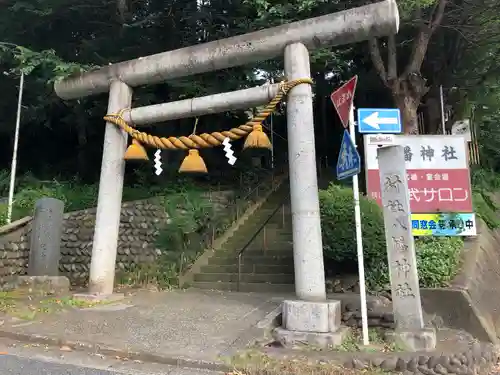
[191,281,295,293]
[217,238,293,253]
[224,230,293,243]
[200,264,294,274]
[208,254,294,266]
[213,249,294,259]
[237,223,292,236]
[194,272,294,284]
[236,249,294,258]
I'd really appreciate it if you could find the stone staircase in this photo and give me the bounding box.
[191,183,295,293]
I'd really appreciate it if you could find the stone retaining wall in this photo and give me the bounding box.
[0,191,233,289]
[338,341,498,374]
[264,340,498,375]
[341,304,395,329]
[0,217,31,289]
[421,219,500,344]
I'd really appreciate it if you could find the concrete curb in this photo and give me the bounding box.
[0,329,233,372]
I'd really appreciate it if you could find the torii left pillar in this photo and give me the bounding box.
[75,80,132,301]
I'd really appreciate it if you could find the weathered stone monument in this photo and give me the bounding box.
[17,197,70,295]
[377,145,436,351]
[28,198,64,276]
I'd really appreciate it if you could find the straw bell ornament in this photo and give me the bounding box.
[243,124,272,150]
[124,139,149,161]
[178,149,208,174]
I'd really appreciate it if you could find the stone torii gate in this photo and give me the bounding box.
[55,0,399,340]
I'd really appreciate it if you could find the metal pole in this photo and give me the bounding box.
[54,0,399,100]
[349,107,369,346]
[88,80,132,295]
[7,73,24,224]
[439,85,446,135]
[285,43,326,301]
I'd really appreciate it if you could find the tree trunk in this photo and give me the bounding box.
[393,93,419,135]
[424,92,442,134]
[391,74,428,135]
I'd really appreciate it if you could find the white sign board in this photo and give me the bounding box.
[365,135,468,170]
[364,135,473,213]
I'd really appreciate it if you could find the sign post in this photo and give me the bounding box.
[332,76,369,346]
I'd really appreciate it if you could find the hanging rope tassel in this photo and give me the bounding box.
[179,118,208,173]
[103,78,313,171]
[124,138,149,161]
[178,149,207,174]
[243,85,287,150]
[109,109,149,161]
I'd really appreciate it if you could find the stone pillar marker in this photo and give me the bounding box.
[377,145,436,351]
[28,197,65,276]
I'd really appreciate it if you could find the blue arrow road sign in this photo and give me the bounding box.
[336,129,361,180]
[357,108,402,134]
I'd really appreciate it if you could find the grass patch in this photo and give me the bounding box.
[0,291,106,320]
[334,329,404,353]
[228,350,395,375]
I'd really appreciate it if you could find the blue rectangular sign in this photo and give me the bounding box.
[336,129,361,180]
[357,108,402,134]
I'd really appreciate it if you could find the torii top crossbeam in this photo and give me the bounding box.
[54,0,399,100]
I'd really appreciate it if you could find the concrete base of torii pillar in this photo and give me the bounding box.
[271,43,347,347]
[273,300,349,347]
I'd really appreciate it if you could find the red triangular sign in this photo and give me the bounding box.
[330,76,358,129]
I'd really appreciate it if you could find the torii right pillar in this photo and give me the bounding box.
[273,43,346,347]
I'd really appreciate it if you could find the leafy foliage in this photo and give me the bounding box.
[470,167,500,229]
[319,184,464,291]
[319,184,385,264]
[0,44,93,81]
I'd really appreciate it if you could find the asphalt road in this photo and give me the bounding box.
[0,339,222,375]
[1,355,120,375]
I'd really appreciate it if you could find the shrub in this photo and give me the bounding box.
[319,184,464,292]
[319,184,386,264]
[366,236,463,291]
[415,237,463,287]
